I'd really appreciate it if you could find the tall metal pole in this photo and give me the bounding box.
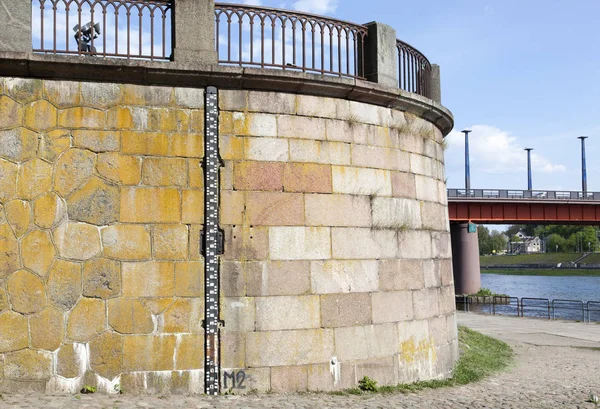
[463,129,472,192]
[578,136,588,196]
[525,148,533,190]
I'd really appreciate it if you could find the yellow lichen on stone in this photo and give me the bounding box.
[72,130,120,152]
[106,106,133,130]
[0,159,18,203]
[53,148,96,197]
[122,262,175,297]
[142,157,187,187]
[182,190,204,224]
[67,177,120,226]
[58,107,105,129]
[37,130,71,162]
[4,349,52,381]
[43,80,80,108]
[89,331,124,380]
[0,128,39,163]
[96,153,141,185]
[53,222,101,261]
[122,335,176,371]
[120,187,181,223]
[56,344,81,378]
[17,158,53,200]
[174,334,203,370]
[7,270,46,314]
[33,192,65,229]
[108,298,154,334]
[174,262,203,297]
[0,223,19,279]
[21,230,55,276]
[0,311,29,352]
[101,224,151,260]
[0,96,23,130]
[82,258,121,299]
[4,78,43,104]
[24,100,57,132]
[30,306,64,351]
[46,259,82,310]
[5,199,31,238]
[153,224,189,259]
[163,299,202,333]
[66,298,105,342]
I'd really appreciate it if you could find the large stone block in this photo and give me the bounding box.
[256,295,320,331]
[298,95,337,119]
[4,350,52,381]
[222,297,255,333]
[331,228,397,259]
[0,282,7,312]
[439,259,454,287]
[423,260,441,289]
[220,191,244,225]
[246,329,334,367]
[162,299,203,334]
[108,298,154,334]
[379,259,425,291]
[324,119,353,144]
[331,166,392,196]
[73,130,119,152]
[398,230,432,259]
[123,335,176,371]
[0,159,18,203]
[83,258,121,299]
[58,107,105,129]
[17,158,53,200]
[289,140,351,165]
[174,334,203,370]
[0,96,23,130]
[271,366,308,393]
[21,230,55,276]
[175,87,204,109]
[120,187,181,223]
[121,131,203,158]
[246,192,304,226]
[413,288,440,320]
[53,222,101,261]
[182,190,204,224]
[7,269,46,314]
[81,83,122,109]
[371,197,421,230]
[245,260,310,297]
[439,285,456,316]
[30,306,64,351]
[248,91,296,114]
[0,223,19,279]
[67,177,120,226]
[56,343,83,379]
[24,100,57,132]
[334,324,398,361]
[221,332,245,369]
[142,158,187,187]
[175,262,203,297]
[38,130,71,163]
[246,113,277,137]
[351,145,409,172]
[101,224,151,261]
[220,135,244,160]
[269,227,331,260]
[244,137,289,162]
[66,298,105,342]
[0,128,38,163]
[431,232,452,259]
[233,162,283,191]
[372,291,414,323]
[4,79,42,104]
[421,202,448,232]
[122,262,175,297]
[153,224,189,260]
[43,81,80,108]
[278,116,327,140]
[96,153,142,185]
[33,193,65,229]
[219,90,247,111]
[220,261,245,297]
[122,84,174,106]
[5,199,31,238]
[320,293,372,327]
[89,331,123,380]
[415,175,440,203]
[353,356,399,388]
[53,148,96,197]
[283,163,332,194]
[391,172,416,199]
[0,311,28,352]
[311,260,378,294]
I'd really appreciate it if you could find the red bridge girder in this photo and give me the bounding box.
[448,201,600,224]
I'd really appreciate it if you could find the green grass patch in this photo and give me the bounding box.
[483,268,600,276]
[480,253,581,266]
[470,287,508,297]
[578,253,600,264]
[333,326,512,396]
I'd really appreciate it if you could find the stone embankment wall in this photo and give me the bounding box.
[0,76,456,394]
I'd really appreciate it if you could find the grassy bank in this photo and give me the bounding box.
[483,268,600,277]
[335,326,513,395]
[480,253,581,266]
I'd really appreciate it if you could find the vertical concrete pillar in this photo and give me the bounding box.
[430,64,442,103]
[361,22,398,88]
[450,223,481,295]
[0,0,32,52]
[173,0,217,64]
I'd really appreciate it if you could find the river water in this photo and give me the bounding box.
[468,274,600,321]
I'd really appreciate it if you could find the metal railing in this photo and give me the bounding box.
[214,3,368,79]
[32,0,173,60]
[448,188,600,201]
[397,39,431,98]
[456,295,600,322]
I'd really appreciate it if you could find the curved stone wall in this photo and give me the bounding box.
[0,74,456,394]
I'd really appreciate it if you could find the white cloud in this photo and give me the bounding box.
[293,0,338,14]
[445,125,565,174]
[240,0,263,5]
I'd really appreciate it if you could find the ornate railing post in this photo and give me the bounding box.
[0,1,32,53]
[173,0,218,63]
[361,21,398,88]
[431,64,442,103]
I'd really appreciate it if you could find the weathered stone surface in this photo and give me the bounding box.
[172,263,201,298]
[81,82,122,109]
[0,159,18,203]
[246,192,304,226]
[58,107,105,129]
[83,258,121,299]
[379,259,425,291]
[0,281,7,312]
[7,269,46,314]
[246,329,334,367]
[122,335,176,371]
[142,298,174,315]
[175,87,204,108]
[5,199,31,237]
[256,296,320,331]
[334,324,398,361]
[123,84,174,106]
[47,259,82,310]
[21,230,55,276]
[289,140,350,165]
[331,228,397,259]
[220,261,245,297]
[53,222,101,260]
[223,225,269,262]
[269,227,331,260]
[30,306,64,351]
[24,100,57,132]
[0,96,23,130]
[305,194,371,227]
[122,262,175,297]
[108,298,154,334]
[101,224,151,260]
[4,349,52,380]
[439,259,454,287]
[53,148,96,197]
[311,260,379,294]
[33,192,65,229]
[66,298,105,342]
[96,153,142,185]
[120,187,181,223]
[0,223,19,278]
[233,162,283,191]
[391,171,417,199]
[181,190,203,223]
[332,165,393,196]
[37,130,71,162]
[371,197,421,230]
[220,191,244,225]
[413,288,440,320]
[298,95,337,118]
[398,230,432,259]
[43,80,80,108]
[320,293,372,327]
[89,331,124,380]
[271,366,308,393]
[431,231,452,259]
[121,131,203,158]
[56,344,83,378]
[222,297,255,333]
[219,90,247,111]
[153,224,189,260]
[248,91,296,114]
[163,299,203,333]
[0,311,28,352]
[17,158,53,200]
[220,135,244,160]
[372,291,414,323]
[352,145,409,172]
[283,163,332,193]
[278,115,326,140]
[73,130,119,152]
[221,332,245,369]
[142,157,187,187]
[244,137,289,162]
[415,174,440,203]
[245,261,311,297]
[174,334,203,370]
[4,79,43,104]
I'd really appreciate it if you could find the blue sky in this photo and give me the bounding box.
[241,0,600,194]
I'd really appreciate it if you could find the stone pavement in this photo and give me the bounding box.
[2,312,600,408]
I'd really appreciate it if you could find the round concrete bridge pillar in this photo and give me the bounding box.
[450,223,481,295]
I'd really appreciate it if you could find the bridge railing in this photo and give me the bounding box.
[448,188,600,201]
